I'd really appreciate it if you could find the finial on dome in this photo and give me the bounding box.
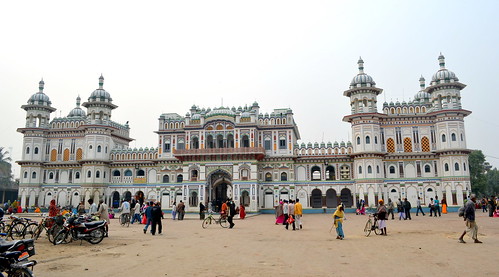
[38,79,44,93]
[419,75,425,89]
[76,95,81,107]
[358,56,364,74]
[438,53,445,69]
[99,74,104,89]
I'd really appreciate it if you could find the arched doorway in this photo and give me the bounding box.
[208,170,232,212]
[311,189,322,208]
[135,191,145,205]
[326,189,337,208]
[340,188,353,207]
[112,191,120,208]
[241,191,250,207]
[124,191,132,203]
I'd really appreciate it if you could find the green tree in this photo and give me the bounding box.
[486,168,499,196]
[468,150,487,195]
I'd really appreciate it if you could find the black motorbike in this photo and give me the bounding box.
[53,215,107,245]
[0,238,37,277]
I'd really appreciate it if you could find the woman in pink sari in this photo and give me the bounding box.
[275,201,284,224]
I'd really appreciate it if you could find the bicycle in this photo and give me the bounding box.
[23,215,61,243]
[120,213,131,227]
[0,215,29,240]
[202,212,228,229]
[364,214,381,237]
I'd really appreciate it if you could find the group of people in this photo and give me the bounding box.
[480,196,498,217]
[274,199,303,231]
[171,201,186,220]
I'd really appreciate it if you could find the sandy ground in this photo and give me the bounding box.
[26,212,498,277]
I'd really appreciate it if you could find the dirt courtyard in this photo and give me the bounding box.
[31,212,497,277]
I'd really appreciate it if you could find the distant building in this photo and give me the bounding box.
[17,54,471,211]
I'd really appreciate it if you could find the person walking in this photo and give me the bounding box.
[283,200,289,229]
[416,197,425,216]
[387,198,395,220]
[119,200,131,224]
[397,199,405,220]
[150,202,163,235]
[286,200,296,230]
[227,199,236,229]
[458,194,482,243]
[88,199,98,215]
[333,204,345,240]
[239,203,246,219]
[177,201,185,220]
[131,201,142,224]
[275,201,284,225]
[481,198,487,213]
[294,198,303,230]
[77,201,86,216]
[403,198,412,220]
[441,197,448,214]
[429,198,435,216]
[143,201,153,234]
[488,196,496,217]
[96,199,110,237]
[199,202,206,220]
[48,199,59,217]
[434,196,441,217]
[376,199,388,236]
[171,201,177,220]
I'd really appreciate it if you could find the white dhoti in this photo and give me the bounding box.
[465,220,478,240]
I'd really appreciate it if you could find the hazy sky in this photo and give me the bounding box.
[1,0,498,178]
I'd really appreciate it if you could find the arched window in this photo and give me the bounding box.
[389,166,395,174]
[365,136,370,144]
[463,163,467,171]
[23,172,28,178]
[137,169,145,177]
[34,147,39,154]
[75,172,80,179]
[113,170,121,176]
[191,170,198,181]
[451,133,456,141]
[49,172,54,179]
[424,165,431,173]
[358,166,362,174]
[191,137,199,149]
[265,172,272,182]
[325,165,335,180]
[367,165,372,174]
[374,136,378,144]
[455,163,460,171]
[461,133,464,141]
[444,163,449,171]
[356,137,361,145]
[386,138,395,153]
[26,147,30,154]
[206,135,214,148]
[87,170,92,178]
[97,145,102,152]
[311,166,321,180]
[163,175,169,183]
[242,135,250,148]
[376,165,380,174]
[281,172,287,181]
[441,134,446,142]
[96,170,100,178]
[189,191,198,207]
[32,172,36,179]
[124,170,132,176]
[177,174,183,183]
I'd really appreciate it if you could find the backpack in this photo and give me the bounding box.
[458,206,465,217]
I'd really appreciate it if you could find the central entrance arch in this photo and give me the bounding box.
[207,169,232,212]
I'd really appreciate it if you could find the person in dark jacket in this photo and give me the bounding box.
[403,198,412,220]
[199,202,206,220]
[150,202,163,235]
[143,201,153,234]
[227,199,236,229]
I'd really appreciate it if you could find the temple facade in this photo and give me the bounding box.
[17,54,471,212]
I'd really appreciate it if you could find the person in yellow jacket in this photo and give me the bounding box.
[294,199,303,230]
[333,204,345,240]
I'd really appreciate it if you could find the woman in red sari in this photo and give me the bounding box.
[48,199,59,217]
[239,204,246,219]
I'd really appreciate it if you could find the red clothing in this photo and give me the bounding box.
[239,205,246,219]
[221,203,228,215]
[48,200,59,217]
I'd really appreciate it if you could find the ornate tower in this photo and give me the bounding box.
[82,75,117,124]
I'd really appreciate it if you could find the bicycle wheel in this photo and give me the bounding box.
[364,220,372,237]
[33,225,43,240]
[120,214,125,226]
[48,225,62,243]
[23,223,38,239]
[219,217,229,228]
[374,221,382,235]
[202,217,211,229]
[10,222,26,240]
[125,214,130,227]
[9,267,34,277]
[0,221,5,233]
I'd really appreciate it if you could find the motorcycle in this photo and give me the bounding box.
[53,215,107,245]
[0,238,37,277]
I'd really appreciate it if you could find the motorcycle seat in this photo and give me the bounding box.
[84,221,105,228]
[0,240,19,253]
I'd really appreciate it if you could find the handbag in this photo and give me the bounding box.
[287,216,295,224]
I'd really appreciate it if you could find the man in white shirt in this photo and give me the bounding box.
[88,199,98,215]
[287,200,296,230]
[119,200,131,224]
[283,200,289,230]
[131,201,142,224]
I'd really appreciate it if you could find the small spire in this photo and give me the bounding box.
[99,74,104,89]
[358,56,364,74]
[38,79,45,93]
[76,95,81,107]
[438,53,445,69]
[419,75,426,89]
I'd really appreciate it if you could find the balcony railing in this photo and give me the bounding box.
[174,147,265,156]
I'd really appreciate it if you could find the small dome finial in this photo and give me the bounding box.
[419,75,425,89]
[99,74,104,89]
[38,79,45,93]
[358,56,364,74]
[76,95,81,106]
[438,53,445,69]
